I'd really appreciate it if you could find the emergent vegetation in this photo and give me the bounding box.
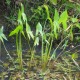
[0,0,80,79]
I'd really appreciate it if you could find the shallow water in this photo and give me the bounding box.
[1,40,80,59]
[0,41,80,80]
[0,39,80,68]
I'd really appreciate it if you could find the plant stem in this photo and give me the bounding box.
[3,42,15,67]
[19,32,23,70]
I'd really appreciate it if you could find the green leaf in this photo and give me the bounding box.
[22,13,27,22]
[6,0,11,5]
[34,37,39,46]
[62,21,67,30]
[9,25,22,36]
[36,22,43,36]
[21,31,26,39]
[47,17,53,28]
[50,50,56,60]
[75,23,80,29]
[53,21,59,39]
[50,0,57,5]
[21,3,24,13]
[34,22,43,46]
[43,5,49,18]
[59,10,68,23]
[54,9,59,21]
[53,9,59,39]
[1,34,7,41]
[18,9,22,24]
[72,53,78,59]
[0,26,3,33]
[42,32,49,44]
[71,18,78,23]
[0,26,7,42]
[26,22,34,40]
[59,10,68,30]
[38,6,42,11]
[18,3,27,24]
[0,36,3,42]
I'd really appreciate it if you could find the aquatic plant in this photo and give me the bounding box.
[9,3,34,70]
[9,4,26,70]
[9,2,80,72]
[0,1,80,79]
[33,5,80,71]
[0,26,14,64]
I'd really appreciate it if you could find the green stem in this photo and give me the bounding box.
[41,35,44,62]
[49,34,69,61]
[16,33,19,55]
[19,32,23,70]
